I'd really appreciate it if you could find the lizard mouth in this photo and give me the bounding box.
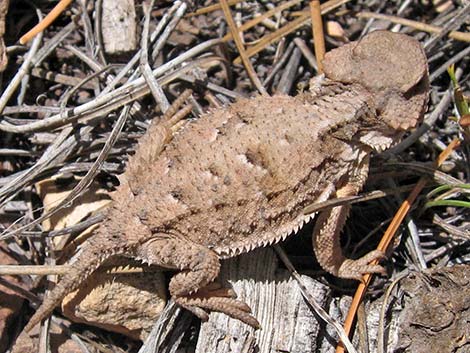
[359,131,400,152]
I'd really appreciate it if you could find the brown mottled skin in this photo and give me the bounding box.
[21,31,429,335]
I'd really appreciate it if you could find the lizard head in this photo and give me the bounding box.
[322,30,429,151]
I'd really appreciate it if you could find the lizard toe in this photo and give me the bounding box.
[174,295,260,329]
[337,250,386,281]
[179,303,210,321]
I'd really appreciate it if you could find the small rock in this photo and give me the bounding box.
[62,262,167,340]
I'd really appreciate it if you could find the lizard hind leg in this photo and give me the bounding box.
[23,241,117,333]
[137,238,261,328]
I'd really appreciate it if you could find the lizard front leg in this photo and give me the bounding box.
[124,90,192,188]
[137,238,260,328]
[312,156,385,280]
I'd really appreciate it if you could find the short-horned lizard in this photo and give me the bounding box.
[21,30,429,333]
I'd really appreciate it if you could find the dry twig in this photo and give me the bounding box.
[309,0,325,73]
[220,0,267,95]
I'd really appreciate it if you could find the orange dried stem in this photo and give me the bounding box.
[336,138,461,353]
[220,0,267,95]
[310,0,325,73]
[19,0,73,45]
[436,138,460,165]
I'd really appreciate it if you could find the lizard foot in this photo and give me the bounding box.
[175,293,260,329]
[138,239,260,327]
[337,250,386,281]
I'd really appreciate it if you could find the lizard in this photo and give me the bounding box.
[17,30,429,337]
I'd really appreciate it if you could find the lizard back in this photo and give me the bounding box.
[122,83,374,257]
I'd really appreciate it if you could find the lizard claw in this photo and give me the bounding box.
[174,282,261,328]
[337,250,386,281]
[175,295,260,329]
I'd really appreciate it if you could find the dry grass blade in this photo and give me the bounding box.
[0,276,38,303]
[293,37,317,70]
[232,12,308,65]
[423,2,470,52]
[31,67,98,90]
[0,38,224,133]
[274,245,357,353]
[140,0,175,112]
[0,264,163,276]
[336,138,461,353]
[221,0,303,43]
[310,0,325,73]
[233,0,350,64]
[0,105,129,239]
[186,0,242,17]
[303,184,417,214]
[0,9,42,114]
[32,21,77,67]
[101,0,182,96]
[429,46,470,82]
[19,0,72,45]
[0,265,71,275]
[220,0,267,95]
[357,12,470,43]
[276,46,301,93]
[377,271,409,353]
[263,41,296,85]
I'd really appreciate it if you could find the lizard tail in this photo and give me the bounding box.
[24,241,117,333]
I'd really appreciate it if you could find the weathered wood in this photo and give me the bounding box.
[196,248,331,353]
[101,0,138,54]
